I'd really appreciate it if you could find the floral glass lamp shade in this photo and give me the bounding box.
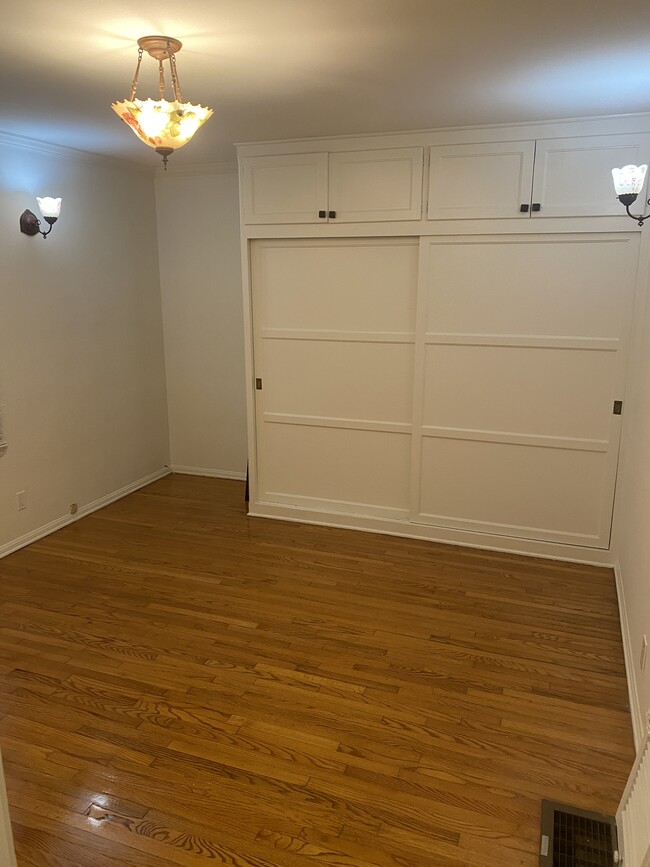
[112,36,213,169]
[612,164,650,226]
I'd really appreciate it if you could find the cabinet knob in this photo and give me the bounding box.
[328,210,336,219]
[318,210,326,219]
[531,203,542,212]
[520,204,530,213]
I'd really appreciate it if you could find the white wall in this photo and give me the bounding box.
[612,229,650,745]
[155,168,247,478]
[0,137,170,555]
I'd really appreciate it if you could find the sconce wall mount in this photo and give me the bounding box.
[20,197,62,239]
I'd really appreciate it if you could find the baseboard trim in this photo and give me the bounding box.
[614,560,644,749]
[170,465,247,481]
[248,501,614,566]
[0,467,171,561]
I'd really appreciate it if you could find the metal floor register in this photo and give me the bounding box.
[540,801,618,867]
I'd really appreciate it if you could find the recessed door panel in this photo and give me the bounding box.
[423,236,636,338]
[241,153,328,224]
[263,339,414,424]
[412,233,638,548]
[423,344,617,440]
[532,134,650,217]
[418,436,609,546]
[428,141,535,219]
[253,239,418,333]
[261,425,411,518]
[329,148,424,221]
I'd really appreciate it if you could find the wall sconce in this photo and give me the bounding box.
[20,197,62,239]
[612,165,649,226]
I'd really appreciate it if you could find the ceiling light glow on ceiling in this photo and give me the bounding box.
[612,164,650,226]
[112,35,213,169]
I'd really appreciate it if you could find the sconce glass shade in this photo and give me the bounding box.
[612,165,647,197]
[36,197,62,218]
[111,98,213,153]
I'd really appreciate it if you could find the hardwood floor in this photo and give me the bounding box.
[0,474,634,866]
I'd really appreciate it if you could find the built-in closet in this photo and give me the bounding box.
[237,118,650,561]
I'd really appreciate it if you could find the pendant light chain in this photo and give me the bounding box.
[169,51,183,102]
[129,47,144,101]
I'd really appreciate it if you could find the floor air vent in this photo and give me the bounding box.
[540,801,618,867]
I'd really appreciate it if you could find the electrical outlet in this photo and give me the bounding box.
[16,490,26,511]
[641,635,648,671]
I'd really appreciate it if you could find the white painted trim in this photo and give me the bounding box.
[242,217,640,241]
[262,492,409,523]
[0,752,17,867]
[263,414,412,434]
[0,468,171,561]
[0,129,152,175]
[248,501,614,566]
[614,560,644,750]
[170,465,247,481]
[236,112,650,157]
[260,328,415,344]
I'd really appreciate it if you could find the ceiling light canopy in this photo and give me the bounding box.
[112,36,213,169]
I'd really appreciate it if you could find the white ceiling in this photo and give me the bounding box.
[3,0,650,167]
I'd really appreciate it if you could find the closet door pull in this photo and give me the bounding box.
[318,210,327,219]
[520,204,530,213]
[531,202,542,212]
[328,210,336,219]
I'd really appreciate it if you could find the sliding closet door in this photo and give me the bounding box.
[412,233,638,548]
[251,238,418,519]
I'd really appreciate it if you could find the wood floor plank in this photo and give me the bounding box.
[0,475,635,866]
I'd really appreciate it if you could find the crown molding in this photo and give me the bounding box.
[236,110,650,150]
[0,129,154,176]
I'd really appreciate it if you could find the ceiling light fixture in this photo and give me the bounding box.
[20,197,62,239]
[112,36,213,170]
[612,164,649,226]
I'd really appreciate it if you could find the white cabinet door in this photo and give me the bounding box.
[532,134,650,217]
[328,148,424,221]
[251,237,419,521]
[428,141,535,219]
[240,153,328,224]
[412,233,638,548]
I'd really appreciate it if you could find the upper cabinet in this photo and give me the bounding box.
[428,133,650,220]
[328,148,424,222]
[532,134,650,217]
[240,152,328,224]
[240,128,650,226]
[427,141,536,220]
[241,147,424,224]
